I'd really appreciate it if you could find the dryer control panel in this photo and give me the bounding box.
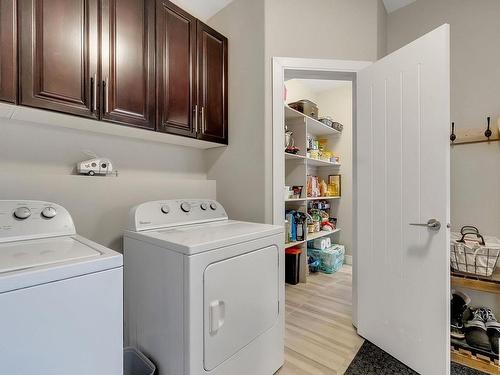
[129,199,228,232]
[0,201,76,242]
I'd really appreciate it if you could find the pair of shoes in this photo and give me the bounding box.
[464,307,500,354]
[450,290,470,339]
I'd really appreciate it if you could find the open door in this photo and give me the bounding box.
[357,25,450,375]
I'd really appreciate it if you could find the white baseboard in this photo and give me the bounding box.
[344,255,353,265]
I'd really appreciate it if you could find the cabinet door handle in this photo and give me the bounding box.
[90,76,95,112]
[201,106,205,131]
[193,105,198,133]
[102,79,108,114]
[92,74,97,112]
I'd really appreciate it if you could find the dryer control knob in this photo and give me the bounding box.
[210,202,217,211]
[161,205,170,214]
[181,202,192,213]
[200,203,208,211]
[14,207,31,220]
[41,207,57,219]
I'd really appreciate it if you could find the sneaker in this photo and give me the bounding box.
[450,290,470,339]
[464,308,492,352]
[484,308,500,355]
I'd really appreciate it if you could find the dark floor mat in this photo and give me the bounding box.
[345,341,487,374]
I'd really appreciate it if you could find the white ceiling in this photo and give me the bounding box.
[382,0,417,13]
[171,0,416,21]
[169,0,234,21]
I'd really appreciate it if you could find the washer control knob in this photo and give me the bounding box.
[41,207,57,219]
[210,202,217,211]
[161,205,170,214]
[200,203,208,211]
[180,202,192,213]
[14,207,31,220]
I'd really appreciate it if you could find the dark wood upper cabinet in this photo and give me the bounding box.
[0,0,17,103]
[19,0,99,118]
[156,0,197,137]
[101,0,155,130]
[196,21,228,144]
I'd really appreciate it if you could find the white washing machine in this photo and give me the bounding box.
[124,199,284,375]
[0,200,123,375]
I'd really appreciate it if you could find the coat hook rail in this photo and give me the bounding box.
[450,117,500,145]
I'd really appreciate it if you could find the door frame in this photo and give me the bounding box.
[271,57,371,325]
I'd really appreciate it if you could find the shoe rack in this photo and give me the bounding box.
[450,268,500,373]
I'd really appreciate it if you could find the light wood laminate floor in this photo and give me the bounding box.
[276,265,364,375]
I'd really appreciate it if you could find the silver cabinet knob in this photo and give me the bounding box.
[409,219,441,231]
[181,202,192,213]
[41,207,57,219]
[14,207,31,220]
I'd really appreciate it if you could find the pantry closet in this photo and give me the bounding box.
[283,78,353,283]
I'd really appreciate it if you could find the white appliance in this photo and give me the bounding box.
[0,200,123,375]
[124,199,284,375]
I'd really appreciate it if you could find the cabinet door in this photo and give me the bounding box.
[101,0,155,129]
[0,0,16,103]
[197,21,228,144]
[156,0,197,137]
[19,0,99,118]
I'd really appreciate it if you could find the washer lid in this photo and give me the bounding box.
[126,220,283,255]
[0,237,101,274]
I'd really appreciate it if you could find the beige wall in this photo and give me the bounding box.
[206,0,267,223]
[264,0,386,223]
[0,112,215,251]
[387,0,500,313]
[387,0,500,239]
[315,84,354,257]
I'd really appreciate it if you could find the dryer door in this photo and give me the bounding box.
[204,245,279,371]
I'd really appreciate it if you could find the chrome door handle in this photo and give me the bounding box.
[409,219,441,231]
[193,105,198,133]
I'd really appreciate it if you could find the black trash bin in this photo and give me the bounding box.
[285,247,302,285]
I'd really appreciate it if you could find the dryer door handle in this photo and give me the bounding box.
[209,300,225,335]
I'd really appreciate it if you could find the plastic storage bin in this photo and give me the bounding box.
[285,247,302,285]
[308,244,345,274]
[124,347,156,375]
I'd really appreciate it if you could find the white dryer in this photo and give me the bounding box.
[0,200,123,375]
[124,199,284,375]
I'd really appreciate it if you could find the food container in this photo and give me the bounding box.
[332,122,343,132]
[288,99,318,119]
[319,117,333,127]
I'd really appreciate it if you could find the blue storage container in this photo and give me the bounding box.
[307,244,345,274]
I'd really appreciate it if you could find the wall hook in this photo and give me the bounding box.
[485,116,492,139]
[450,122,456,142]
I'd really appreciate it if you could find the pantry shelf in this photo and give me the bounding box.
[284,105,340,136]
[285,152,306,160]
[285,198,307,202]
[285,240,305,249]
[307,228,341,241]
[307,196,340,201]
[306,158,341,167]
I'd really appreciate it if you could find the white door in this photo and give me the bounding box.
[357,24,450,375]
[203,246,279,371]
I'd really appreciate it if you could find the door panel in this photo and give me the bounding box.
[204,246,279,371]
[101,0,155,129]
[357,25,450,375]
[197,21,228,144]
[156,0,196,137]
[19,0,99,118]
[0,0,16,103]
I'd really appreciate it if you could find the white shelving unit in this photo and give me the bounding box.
[284,104,342,283]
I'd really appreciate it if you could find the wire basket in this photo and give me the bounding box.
[450,226,500,277]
